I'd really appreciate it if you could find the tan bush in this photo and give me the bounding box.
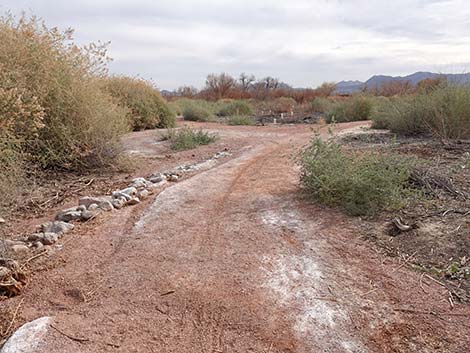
[102,76,175,131]
[0,14,129,170]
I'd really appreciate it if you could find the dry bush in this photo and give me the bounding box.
[372,85,470,139]
[0,14,129,170]
[102,76,175,131]
[326,95,373,123]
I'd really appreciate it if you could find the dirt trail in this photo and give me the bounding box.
[14,122,470,352]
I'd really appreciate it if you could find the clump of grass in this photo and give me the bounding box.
[102,76,175,131]
[326,95,373,123]
[226,116,254,126]
[161,127,217,151]
[299,137,413,216]
[217,100,252,117]
[372,85,470,139]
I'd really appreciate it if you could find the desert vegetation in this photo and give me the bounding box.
[299,137,414,216]
[161,127,217,151]
[102,76,175,131]
[0,14,173,213]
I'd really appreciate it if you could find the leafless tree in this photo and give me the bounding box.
[239,73,256,91]
[205,73,236,99]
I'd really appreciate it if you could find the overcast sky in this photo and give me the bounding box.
[2,0,470,89]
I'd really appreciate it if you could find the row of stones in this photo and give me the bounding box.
[2,151,230,258]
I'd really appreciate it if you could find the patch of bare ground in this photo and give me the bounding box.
[1,121,470,353]
[340,131,470,302]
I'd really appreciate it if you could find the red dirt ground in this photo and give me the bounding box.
[2,121,470,352]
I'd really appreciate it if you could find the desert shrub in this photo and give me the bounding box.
[167,101,183,116]
[179,99,215,122]
[309,97,333,113]
[102,76,175,131]
[326,95,373,123]
[372,85,470,139]
[299,138,413,216]
[0,14,129,170]
[271,97,296,113]
[217,100,252,117]
[226,116,254,125]
[161,127,217,151]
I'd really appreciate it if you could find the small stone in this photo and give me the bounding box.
[149,174,165,183]
[167,174,179,182]
[112,191,132,201]
[79,196,112,208]
[11,244,29,255]
[0,266,11,278]
[111,197,126,209]
[0,317,51,353]
[41,233,59,245]
[40,221,74,235]
[138,189,149,200]
[130,177,150,190]
[0,217,5,224]
[98,200,114,212]
[28,233,44,242]
[55,210,82,222]
[80,210,97,221]
[127,197,141,206]
[88,203,99,211]
[32,241,44,250]
[77,205,87,212]
[120,187,138,196]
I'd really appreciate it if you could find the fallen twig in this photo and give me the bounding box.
[20,250,48,270]
[2,297,24,337]
[392,251,418,273]
[50,324,90,343]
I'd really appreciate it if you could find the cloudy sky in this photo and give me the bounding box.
[2,0,470,89]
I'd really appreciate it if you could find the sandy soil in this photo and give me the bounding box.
[2,121,470,352]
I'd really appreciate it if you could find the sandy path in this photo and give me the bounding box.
[12,122,470,352]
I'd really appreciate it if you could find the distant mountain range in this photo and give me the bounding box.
[335,72,470,94]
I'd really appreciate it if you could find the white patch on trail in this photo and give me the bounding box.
[260,207,366,352]
[1,316,51,353]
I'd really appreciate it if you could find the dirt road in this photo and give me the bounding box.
[13,122,470,352]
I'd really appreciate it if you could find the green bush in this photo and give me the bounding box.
[299,137,413,216]
[0,14,129,170]
[103,76,175,131]
[372,85,470,139]
[309,97,333,113]
[226,116,254,125]
[326,95,373,123]
[180,99,215,121]
[217,100,252,117]
[161,127,217,151]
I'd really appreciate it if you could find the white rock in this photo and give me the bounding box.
[138,189,149,200]
[79,196,112,209]
[130,177,151,189]
[0,266,11,278]
[149,173,165,183]
[55,210,82,222]
[0,217,5,224]
[40,221,74,235]
[111,197,126,209]
[0,316,51,353]
[127,197,141,206]
[120,187,138,196]
[11,244,29,255]
[167,174,179,182]
[88,203,99,211]
[98,200,114,211]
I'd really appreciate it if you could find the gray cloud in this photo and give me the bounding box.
[1,0,469,89]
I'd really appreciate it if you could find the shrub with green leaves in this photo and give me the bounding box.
[161,127,217,151]
[299,137,413,216]
[326,95,373,123]
[371,85,470,139]
[309,97,333,113]
[103,76,175,131]
[217,100,252,117]
[226,116,254,126]
[177,99,215,122]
